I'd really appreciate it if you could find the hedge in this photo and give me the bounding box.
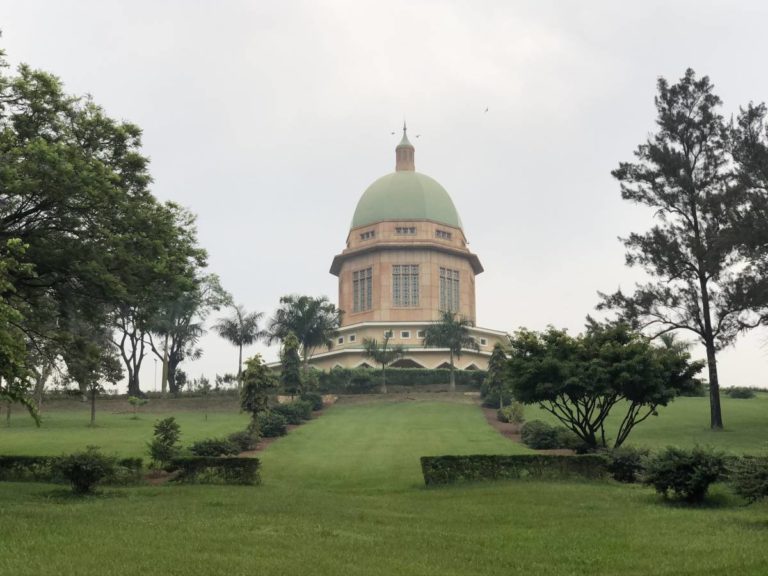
[420,454,608,486]
[317,367,486,393]
[167,457,260,485]
[0,455,143,485]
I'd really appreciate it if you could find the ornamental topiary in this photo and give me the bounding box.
[189,438,240,457]
[53,447,116,494]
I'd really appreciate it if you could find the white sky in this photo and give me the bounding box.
[3,0,768,390]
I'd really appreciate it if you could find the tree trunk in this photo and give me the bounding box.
[381,364,387,394]
[237,344,243,392]
[499,392,503,410]
[161,334,169,397]
[90,389,96,426]
[705,340,724,429]
[127,371,141,397]
[449,351,456,392]
[5,403,10,426]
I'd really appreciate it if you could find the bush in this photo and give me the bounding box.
[272,400,313,424]
[725,387,757,399]
[520,420,559,449]
[148,417,181,467]
[729,456,768,503]
[481,386,514,409]
[53,447,116,494]
[420,454,608,486]
[520,420,584,451]
[189,438,240,457]
[168,457,260,485]
[301,392,324,411]
[227,430,259,452]
[318,366,486,393]
[643,446,727,503]
[496,402,525,424]
[256,411,287,438]
[607,446,649,483]
[0,455,142,486]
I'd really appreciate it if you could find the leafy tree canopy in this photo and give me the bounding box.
[508,319,704,449]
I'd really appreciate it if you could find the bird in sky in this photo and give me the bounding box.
[484,107,489,113]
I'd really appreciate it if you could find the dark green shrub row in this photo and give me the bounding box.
[420,454,608,486]
[520,420,583,451]
[0,454,142,486]
[725,387,757,399]
[168,457,260,485]
[317,367,486,393]
[189,438,240,457]
[496,402,524,424]
[643,446,727,503]
[257,411,288,437]
[606,446,649,483]
[730,456,768,503]
[272,400,313,425]
[227,430,259,452]
[301,392,324,411]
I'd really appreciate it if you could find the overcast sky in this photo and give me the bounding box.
[3,0,768,391]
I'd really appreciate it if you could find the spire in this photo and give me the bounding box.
[396,121,415,171]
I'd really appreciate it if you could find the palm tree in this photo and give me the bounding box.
[213,304,265,390]
[363,336,406,394]
[268,295,342,370]
[423,311,480,392]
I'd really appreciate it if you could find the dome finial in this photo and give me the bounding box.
[396,120,415,171]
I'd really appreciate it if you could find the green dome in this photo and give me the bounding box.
[351,171,462,229]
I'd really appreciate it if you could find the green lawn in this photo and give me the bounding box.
[527,392,768,454]
[1,396,767,575]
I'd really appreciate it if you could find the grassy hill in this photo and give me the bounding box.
[1,395,768,575]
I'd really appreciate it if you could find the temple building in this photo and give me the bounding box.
[308,126,507,370]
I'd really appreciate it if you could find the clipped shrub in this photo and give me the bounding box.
[227,430,259,452]
[497,402,525,425]
[520,420,584,451]
[0,455,142,486]
[420,454,608,486]
[272,400,313,424]
[0,455,58,482]
[256,411,287,438]
[53,447,116,494]
[607,446,649,483]
[729,456,768,503]
[189,438,239,457]
[148,417,181,467]
[643,446,727,503]
[725,387,757,399]
[168,457,260,485]
[318,366,486,393]
[301,392,324,412]
[521,420,559,449]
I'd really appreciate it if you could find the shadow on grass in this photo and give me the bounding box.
[36,487,129,502]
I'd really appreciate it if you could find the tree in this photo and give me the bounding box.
[240,354,278,427]
[731,102,768,326]
[213,304,265,391]
[149,274,230,395]
[268,295,342,371]
[599,69,760,430]
[280,332,303,397]
[64,323,123,426]
[422,311,479,391]
[362,335,406,394]
[0,45,208,402]
[484,343,509,409]
[507,320,704,449]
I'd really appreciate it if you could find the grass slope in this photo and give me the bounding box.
[0,398,767,575]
